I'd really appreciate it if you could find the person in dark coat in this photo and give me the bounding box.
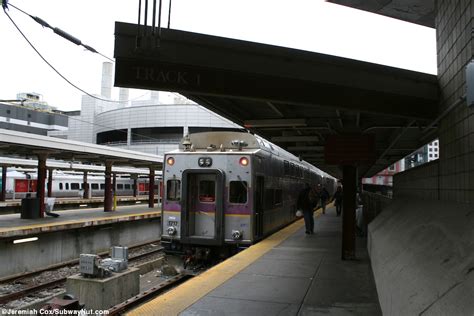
[320,187,330,214]
[333,186,343,216]
[297,183,317,234]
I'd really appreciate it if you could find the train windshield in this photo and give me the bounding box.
[167,179,181,201]
[199,180,215,202]
[229,181,247,204]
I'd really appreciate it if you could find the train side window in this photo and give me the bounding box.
[100,183,105,190]
[65,183,70,190]
[91,183,99,190]
[71,183,80,190]
[199,180,215,202]
[117,184,124,190]
[59,183,63,190]
[229,181,247,204]
[124,184,131,190]
[167,180,181,201]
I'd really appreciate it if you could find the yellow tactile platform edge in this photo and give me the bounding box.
[129,207,326,316]
[0,211,160,234]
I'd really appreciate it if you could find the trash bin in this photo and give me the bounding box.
[21,197,41,219]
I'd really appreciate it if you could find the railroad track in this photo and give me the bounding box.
[0,242,164,306]
[108,273,193,315]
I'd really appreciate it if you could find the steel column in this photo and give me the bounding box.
[83,171,89,199]
[37,154,48,218]
[104,161,114,212]
[341,165,357,260]
[0,166,6,201]
[148,168,155,208]
[133,176,138,197]
[47,169,53,198]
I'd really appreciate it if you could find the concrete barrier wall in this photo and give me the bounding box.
[393,161,439,200]
[0,219,161,280]
[368,198,474,315]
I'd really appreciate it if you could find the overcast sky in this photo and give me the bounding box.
[0,0,437,111]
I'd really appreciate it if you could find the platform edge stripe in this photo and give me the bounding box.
[128,218,305,316]
[0,211,161,237]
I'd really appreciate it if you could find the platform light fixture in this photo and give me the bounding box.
[13,237,38,244]
[243,119,307,128]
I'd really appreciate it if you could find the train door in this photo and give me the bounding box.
[254,176,264,239]
[181,169,225,245]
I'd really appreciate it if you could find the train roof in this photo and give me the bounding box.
[172,132,336,179]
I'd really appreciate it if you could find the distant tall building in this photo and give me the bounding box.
[0,94,67,136]
[362,139,440,196]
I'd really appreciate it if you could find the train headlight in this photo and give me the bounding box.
[239,157,249,167]
[231,230,242,240]
[166,157,175,166]
[167,226,177,236]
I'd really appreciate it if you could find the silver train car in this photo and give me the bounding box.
[1,170,160,199]
[161,131,337,252]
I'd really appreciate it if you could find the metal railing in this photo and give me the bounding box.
[361,191,392,225]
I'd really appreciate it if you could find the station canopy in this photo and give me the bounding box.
[0,129,162,169]
[114,22,439,179]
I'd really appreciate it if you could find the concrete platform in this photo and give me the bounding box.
[0,205,162,280]
[0,204,161,238]
[0,195,152,214]
[130,205,382,315]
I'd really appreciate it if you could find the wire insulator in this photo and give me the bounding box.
[30,15,51,28]
[53,27,82,46]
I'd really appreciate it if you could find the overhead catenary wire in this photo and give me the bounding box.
[7,2,114,62]
[2,6,153,104]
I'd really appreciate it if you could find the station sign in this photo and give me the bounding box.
[324,134,375,165]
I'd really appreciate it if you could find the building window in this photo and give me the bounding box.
[429,148,433,152]
[429,154,433,158]
[388,164,395,171]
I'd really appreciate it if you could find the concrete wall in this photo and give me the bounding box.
[0,219,161,280]
[393,161,439,200]
[436,0,474,203]
[368,198,474,315]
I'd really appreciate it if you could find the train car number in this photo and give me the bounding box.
[168,220,178,226]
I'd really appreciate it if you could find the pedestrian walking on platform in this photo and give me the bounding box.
[297,183,317,234]
[333,186,343,216]
[320,186,329,214]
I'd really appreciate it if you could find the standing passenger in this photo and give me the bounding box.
[333,186,343,216]
[297,183,317,234]
[320,186,329,214]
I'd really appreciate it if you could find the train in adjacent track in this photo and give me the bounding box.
[161,131,338,254]
[0,170,159,199]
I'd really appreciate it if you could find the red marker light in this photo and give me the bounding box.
[166,157,175,166]
[239,157,249,166]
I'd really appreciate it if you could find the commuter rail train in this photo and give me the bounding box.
[0,170,160,199]
[161,131,337,253]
